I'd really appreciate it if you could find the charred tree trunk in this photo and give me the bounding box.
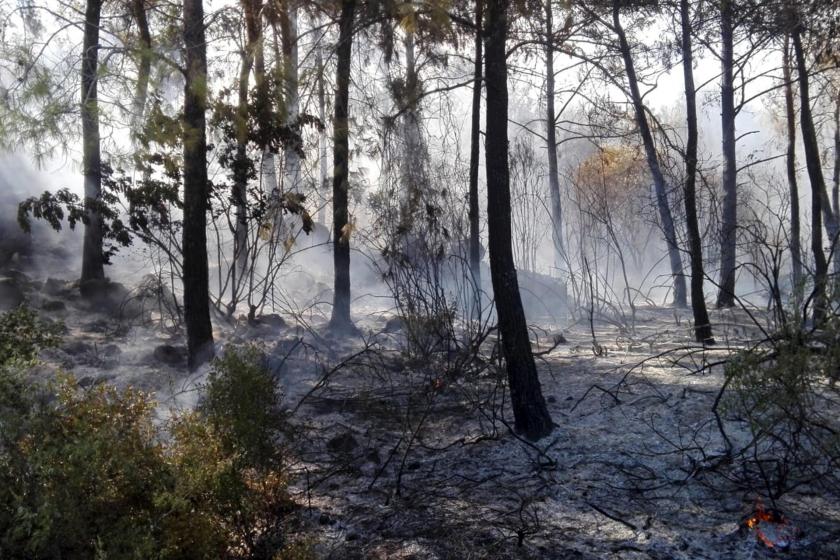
[612,2,686,307]
[833,96,839,218]
[485,0,553,441]
[717,0,737,308]
[398,32,426,223]
[80,0,105,289]
[791,27,828,323]
[468,0,483,311]
[183,0,214,368]
[232,46,252,286]
[129,0,151,138]
[279,4,301,195]
[329,0,356,331]
[317,38,329,226]
[783,37,803,300]
[231,0,264,284]
[545,0,564,275]
[680,0,714,344]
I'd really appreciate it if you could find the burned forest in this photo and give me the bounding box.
[1,0,840,558]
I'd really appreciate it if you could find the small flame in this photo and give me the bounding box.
[743,499,796,549]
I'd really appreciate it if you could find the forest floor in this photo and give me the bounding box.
[8,269,840,560]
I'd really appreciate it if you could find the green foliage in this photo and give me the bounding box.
[201,346,284,471]
[208,83,317,237]
[0,346,298,559]
[5,378,165,558]
[722,324,840,498]
[0,307,61,367]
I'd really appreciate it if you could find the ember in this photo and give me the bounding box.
[743,500,799,550]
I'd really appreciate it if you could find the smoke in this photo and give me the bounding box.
[0,154,81,278]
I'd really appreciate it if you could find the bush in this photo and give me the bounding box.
[0,345,298,560]
[721,326,840,499]
[0,307,62,366]
[200,346,284,471]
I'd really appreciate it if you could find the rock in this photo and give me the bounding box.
[0,277,24,311]
[384,316,404,333]
[81,279,132,317]
[254,313,286,329]
[2,269,31,286]
[101,344,121,358]
[78,375,115,388]
[365,448,382,465]
[41,300,66,312]
[153,344,186,367]
[77,376,96,388]
[62,341,93,356]
[327,431,359,455]
[42,277,73,297]
[0,223,32,266]
[82,319,110,333]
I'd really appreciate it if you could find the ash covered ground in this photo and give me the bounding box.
[3,261,839,559]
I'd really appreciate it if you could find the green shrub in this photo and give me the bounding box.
[0,346,297,559]
[200,345,284,471]
[0,307,62,366]
[722,327,840,499]
[5,377,166,558]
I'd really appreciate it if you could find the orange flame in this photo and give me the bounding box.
[744,499,795,549]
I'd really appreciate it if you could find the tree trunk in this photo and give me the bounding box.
[317,39,329,226]
[329,0,356,330]
[276,3,302,248]
[831,96,840,273]
[833,96,839,218]
[129,0,151,138]
[183,0,214,368]
[791,27,828,323]
[485,0,553,441]
[819,125,840,274]
[468,0,483,312]
[398,32,425,223]
[231,0,264,281]
[280,4,301,194]
[612,2,686,307]
[545,0,564,275]
[783,37,803,301]
[717,0,737,308]
[232,48,252,286]
[680,0,714,344]
[80,0,105,289]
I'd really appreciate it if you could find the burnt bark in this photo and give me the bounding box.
[397,32,426,223]
[329,0,356,330]
[612,2,686,307]
[80,0,105,288]
[317,38,329,226]
[183,0,214,368]
[279,3,301,196]
[231,0,263,283]
[485,0,553,441]
[791,27,828,323]
[129,0,151,138]
[680,0,714,344]
[545,0,564,274]
[717,0,737,308]
[468,0,483,305]
[783,37,803,299]
[834,96,839,219]
[232,46,251,284]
